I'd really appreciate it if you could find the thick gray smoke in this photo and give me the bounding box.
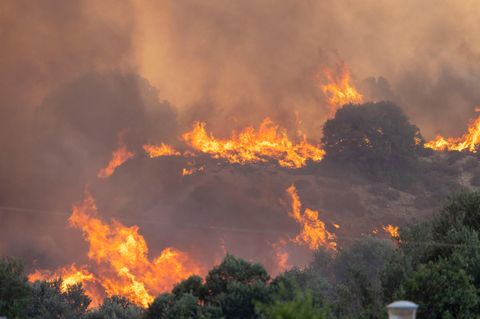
[0,0,134,266]
[1,72,178,268]
[130,0,480,138]
[2,0,480,275]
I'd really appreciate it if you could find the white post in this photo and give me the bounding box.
[387,300,418,319]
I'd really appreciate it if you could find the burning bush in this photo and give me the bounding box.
[145,254,270,319]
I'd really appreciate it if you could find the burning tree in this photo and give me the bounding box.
[145,255,270,319]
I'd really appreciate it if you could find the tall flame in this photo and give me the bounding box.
[286,185,337,251]
[29,193,203,307]
[425,114,480,152]
[98,132,135,178]
[320,62,363,114]
[181,118,325,168]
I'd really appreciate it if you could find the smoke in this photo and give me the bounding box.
[131,0,480,137]
[2,0,480,279]
[1,71,178,268]
[0,0,135,202]
[0,0,136,267]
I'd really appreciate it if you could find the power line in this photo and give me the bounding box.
[2,204,480,248]
[0,205,290,236]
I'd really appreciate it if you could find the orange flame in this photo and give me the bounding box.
[181,118,325,168]
[286,185,337,251]
[383,224,399,238]
[425,114,480,152]
[98,132,135,178]
[272,239,289,274]
[143,143,181,158]
[30,193,203,307]
[182,166,205,176]
[320,62,363,114]
[28,265,104,306]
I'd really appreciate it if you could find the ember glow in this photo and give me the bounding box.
[425,114,480,153]
[143,143,181,158]
[29,193,203,307]
[286,185,337,251]
[182,165,205,176]
[97,132,135,178]
[383,224,399,238]
[181,118,325,168]
[320,62,363,114]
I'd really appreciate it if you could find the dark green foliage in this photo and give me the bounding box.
[203,255,270,319]
[204,254,269,297]
[144,293,173,319]
[267,241,397,319]
[63,283,91,317]
[257,290,327,319]
[270,268,330,308]
[381,251,408,304]
[86,295,142,319]
[167,293,206,319]
[143,293,208,319]
[309,249,334,279]
[397,220,434,267]
[385,192,480,318]
[434,192,480,235]
[172,275,204,299]
[146,255,270,319]
[277,195,480,319]
[5,193,480,319]
[322,102,422,183]
[399,259,479,319]
[330,238,395,319]
[424,193,480,287]
[0,258,31,318]
[28,279,90,319]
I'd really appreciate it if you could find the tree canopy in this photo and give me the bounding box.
[322,102,423,182]
[0,258,31,318]
[4,192,480,318]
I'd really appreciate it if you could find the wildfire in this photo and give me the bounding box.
[29,193,203,307]
[272,239,290,274]
[383,224,399,238]
[181,118,325,168]
[320,62,363,114]
[28,265,104,305]
[182,166,205,176]
[143,143,181,158]
[286,185,337,251]
[98,132,135,178]
[425,114,480,152]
